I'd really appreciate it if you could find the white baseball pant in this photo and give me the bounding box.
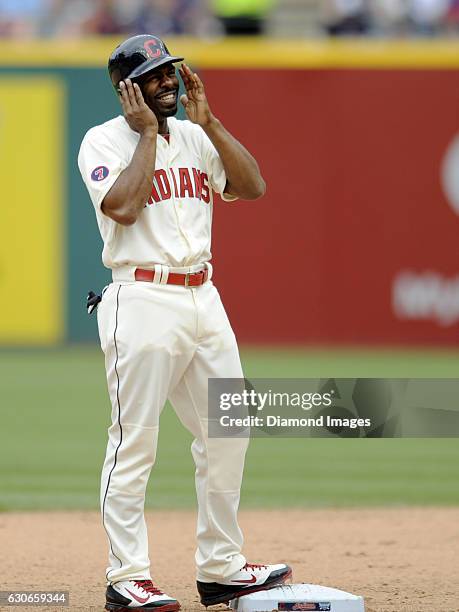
[97,277,248,584]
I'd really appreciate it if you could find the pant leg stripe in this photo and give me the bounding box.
[102,285,123,579]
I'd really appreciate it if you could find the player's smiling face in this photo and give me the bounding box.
[137,63,179,119]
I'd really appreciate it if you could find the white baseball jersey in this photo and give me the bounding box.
[78,116,236,270]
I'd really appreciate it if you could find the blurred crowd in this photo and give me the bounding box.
[322,0,459,36]
[0,0,216,38]
[0,0,458,38]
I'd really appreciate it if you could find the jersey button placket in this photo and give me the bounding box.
[167,141,192,253]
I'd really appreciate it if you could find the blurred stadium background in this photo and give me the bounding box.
[1,0,459,514]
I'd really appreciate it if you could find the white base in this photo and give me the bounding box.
[230,583,365,612]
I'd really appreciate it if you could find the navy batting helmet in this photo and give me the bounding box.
[108,35,184,90]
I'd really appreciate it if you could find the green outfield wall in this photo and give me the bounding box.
[0,65,116,342]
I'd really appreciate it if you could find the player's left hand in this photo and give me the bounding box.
[179,63,214,127]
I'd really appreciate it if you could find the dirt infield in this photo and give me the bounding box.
[1,508,458,612]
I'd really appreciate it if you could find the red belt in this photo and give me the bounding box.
[134,267,209,287]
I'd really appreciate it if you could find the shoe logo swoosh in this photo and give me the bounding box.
[125,588,150,604]
[231,574,257,584]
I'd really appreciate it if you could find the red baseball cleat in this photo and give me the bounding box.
[105,579,180,610]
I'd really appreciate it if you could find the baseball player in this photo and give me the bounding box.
[78,35,292,611]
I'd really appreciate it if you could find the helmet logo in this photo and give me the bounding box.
[144,39,162,59]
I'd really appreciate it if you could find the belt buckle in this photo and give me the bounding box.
[185,270,205,287]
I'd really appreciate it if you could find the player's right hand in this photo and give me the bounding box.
[119,79,158,135]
